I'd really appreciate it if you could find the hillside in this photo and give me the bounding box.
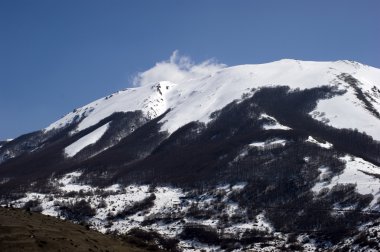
[0,207,150,252]
[0,59,380,251]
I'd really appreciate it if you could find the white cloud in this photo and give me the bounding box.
[133,50,226,86]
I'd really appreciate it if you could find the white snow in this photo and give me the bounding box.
[249,138,287,148]
[46,82,175,133]
[57,171,82,184]
[311,88,380,141]
[312,166,333,192]
[64,122,110,157]
[232,182,247,191]
[260,114,291,130]
[56,171,92,192]
[104,184,122,192]
[255,213,274,232]
[45,59,380,141]
[223,213,273,234]
[0,139,12,148]
[149,187,183,214]
[312,155,380,206]
[306,136,333,149]
[9,176,299,251]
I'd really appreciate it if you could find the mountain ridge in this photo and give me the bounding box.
[45,59,380,141]
[1,59,380,251]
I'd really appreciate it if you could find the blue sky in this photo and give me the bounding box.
[1,0,379,139]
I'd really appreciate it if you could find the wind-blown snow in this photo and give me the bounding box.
[64,122,110,157]
[46,55,380,141]
[133,50,226,87]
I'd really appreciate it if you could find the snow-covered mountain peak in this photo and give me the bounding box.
[46,81,176,132]
[335,59,368,69]
[45,59,380,140]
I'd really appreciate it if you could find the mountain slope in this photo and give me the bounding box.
[45,59,380,140]
[0,207,149,252]
[1,59,380,251]
[1,59,379,168]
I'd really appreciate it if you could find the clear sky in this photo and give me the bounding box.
[1,0,379,139]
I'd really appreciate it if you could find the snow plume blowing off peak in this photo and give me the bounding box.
[133,50,226,87]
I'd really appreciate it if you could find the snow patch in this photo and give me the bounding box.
[149,187,183,214]
[56,171,92,192]
[313,155,380,206]
[306,136,333,149]
[312,166,333,193]
[64,122,110,157]
[249,138,287,149]
[232,182,247,191]
[260,114,291,130]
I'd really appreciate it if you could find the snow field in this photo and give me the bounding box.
[312,155,380,206]
[46,60,380,141]
[311,86,380,141]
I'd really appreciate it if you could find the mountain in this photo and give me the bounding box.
[47,59,380,139]
[1,59,380,251]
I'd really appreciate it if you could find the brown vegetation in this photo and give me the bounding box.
[0,207,148,252]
